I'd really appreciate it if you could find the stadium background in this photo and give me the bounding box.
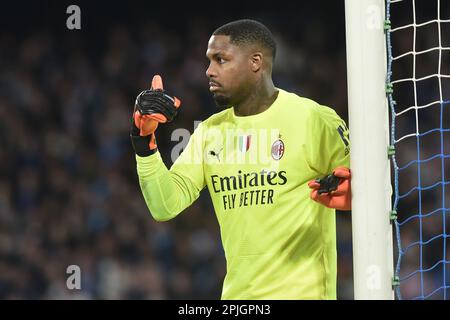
[0,0,446,299]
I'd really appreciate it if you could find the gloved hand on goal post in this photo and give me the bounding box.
[307,166,351,211]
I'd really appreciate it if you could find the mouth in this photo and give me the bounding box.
[209,81,221,92]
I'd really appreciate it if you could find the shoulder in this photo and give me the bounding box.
[280,89,347,139]
[278,89,318,110]
[200,107,233,128]
[311,104,343,126]
[279,89,339,123]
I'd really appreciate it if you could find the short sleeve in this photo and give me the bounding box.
[305,105,350,176]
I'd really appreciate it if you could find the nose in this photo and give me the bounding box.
[206,62,216,79]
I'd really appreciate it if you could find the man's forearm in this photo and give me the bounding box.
[136,152,190,221]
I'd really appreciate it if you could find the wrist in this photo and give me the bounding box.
[130,134,157,157]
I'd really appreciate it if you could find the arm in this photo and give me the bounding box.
[136,124,206,221]
[306,105,351,210]
[130,75,205,221]
[305,106,350,175]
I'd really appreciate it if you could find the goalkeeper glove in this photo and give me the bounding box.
[130,75,181,156]
[307,166,351,211]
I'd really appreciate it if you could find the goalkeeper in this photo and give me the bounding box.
[131,19,351,299]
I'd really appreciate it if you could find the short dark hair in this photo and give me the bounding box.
[213,19,277,60]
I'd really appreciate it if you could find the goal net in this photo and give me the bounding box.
[386,0,450,300]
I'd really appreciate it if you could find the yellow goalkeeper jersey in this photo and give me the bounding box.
[136,88,350,299]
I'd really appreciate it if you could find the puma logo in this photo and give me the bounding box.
[208,147,223,162]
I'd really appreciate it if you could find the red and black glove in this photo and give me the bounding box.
[130,75,181,156]
[307,167,351,211]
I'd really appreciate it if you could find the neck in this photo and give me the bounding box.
[234,77,278,117]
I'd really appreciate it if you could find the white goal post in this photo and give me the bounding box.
[345,0,395,299]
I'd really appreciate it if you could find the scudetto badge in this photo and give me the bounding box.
[271,139,285,160]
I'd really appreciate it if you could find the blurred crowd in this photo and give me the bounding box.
[0,1,447,300]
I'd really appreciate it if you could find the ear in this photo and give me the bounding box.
[250,52,263,72]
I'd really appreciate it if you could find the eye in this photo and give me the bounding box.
[217,57,226,64]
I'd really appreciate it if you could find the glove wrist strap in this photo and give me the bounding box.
[130,134,157,157]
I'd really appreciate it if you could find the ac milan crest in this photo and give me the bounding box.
[271,139,285,160]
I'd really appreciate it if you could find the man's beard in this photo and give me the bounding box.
[213,93,232,109]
